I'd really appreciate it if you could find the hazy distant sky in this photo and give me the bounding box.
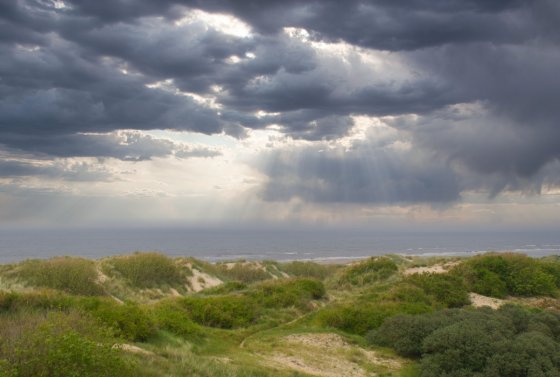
[1,0,560,229]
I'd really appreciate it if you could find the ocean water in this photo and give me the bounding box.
[0,228,559,263]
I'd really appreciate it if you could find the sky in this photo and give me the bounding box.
[1,0,560,230]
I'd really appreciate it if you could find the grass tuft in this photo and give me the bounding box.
[105,253,186,289]
[14,257,104,296]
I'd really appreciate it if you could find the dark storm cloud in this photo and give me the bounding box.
[1,0,560,203]
[179,0,555,50]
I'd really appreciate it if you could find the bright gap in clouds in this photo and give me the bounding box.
[175,9,252,37]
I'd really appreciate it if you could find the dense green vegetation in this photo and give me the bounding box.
[370,305,560,376]
[0,310,134,377]
[1,252,559,377]
[453,253,560,297]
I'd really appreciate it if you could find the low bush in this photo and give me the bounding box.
[336,257,398,287]
[454,253,558,297]
[107,253,185,288]
[370,305,560,377]
[14,257,103,296]
[0,310,133,377]
[248,278,326,309]
[405,273,470,308]
[179,295,258,329]
[315,301,431,335]
[78,297,156,342]
[383,283,434,306]
[150,300,203,339]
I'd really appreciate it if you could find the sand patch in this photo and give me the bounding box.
[262,333,400,377]
[169,288,182,297]
[403,261,460,276]
[469,292,504,309]
[188,266,222,292]
[224,261,268,272]
[112,343,153,355]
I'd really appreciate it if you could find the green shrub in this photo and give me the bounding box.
[179,296,258,329]
[383,283,434,306]
[369,306,560,376]
[540,260,560,288]
[151,300,203,339]
[484,332,560,376]
[315,301,431,335]
[249,278,326,309]
[78,298,156,341]
[455,253,558,297]
[368,310,463,357]
[405,273,470,308]
[336,257,398,287]
[0,311,133,377]
[421,317,509,376]
[278,261,339,280]
[107,253,184,288]
[14,257,103,296]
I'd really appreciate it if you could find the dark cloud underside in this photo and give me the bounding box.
[1,0,559,204]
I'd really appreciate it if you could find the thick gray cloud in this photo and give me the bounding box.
[1,0,559,205]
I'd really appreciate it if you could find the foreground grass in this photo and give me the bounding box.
[0,252,559,377]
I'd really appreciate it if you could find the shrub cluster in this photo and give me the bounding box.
[0,291,156,342]
[179,295,258,329]
[78,297,156,341]
[249,278,326,309]
[107,253,185,288]
[150,300,203,338]
[0,310,134,377]
[370,305,560,376]
[174,278,325,329]
[14,257,103,296]
[454,253,560,297]
[403,273,470,308]
[336,257,398,287]
[315,301,431,335]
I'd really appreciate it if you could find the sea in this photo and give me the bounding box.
[0,228,559,264]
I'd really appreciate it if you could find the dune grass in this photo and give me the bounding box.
[277,261,340,280]
[13,257,104,296]
[334,257,398,288]
[214,262,272,283]
[104,252,188,289]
